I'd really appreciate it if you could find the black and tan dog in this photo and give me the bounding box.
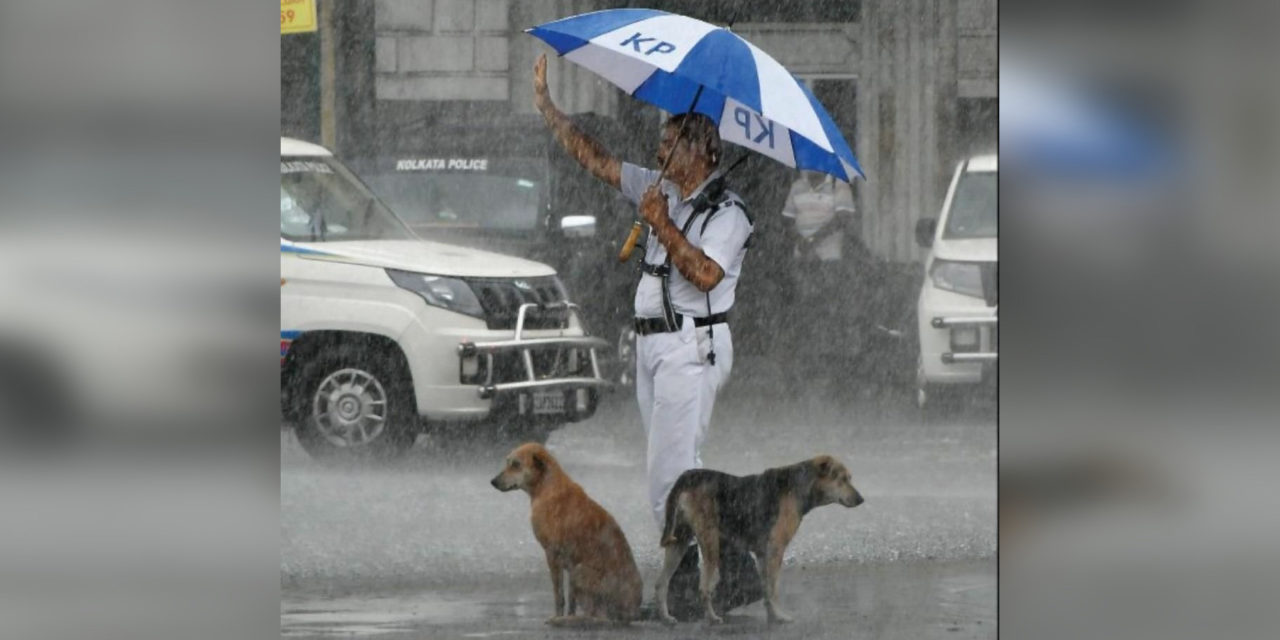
[655,455,864,624]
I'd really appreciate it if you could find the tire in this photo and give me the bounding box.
[0,347,78,449]
[293,344,417,462]
[614,322,637,388]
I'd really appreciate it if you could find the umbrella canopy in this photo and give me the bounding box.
[527,8,865,182]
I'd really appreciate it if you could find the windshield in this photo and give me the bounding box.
[943,171,997,239]
[365,165,545,232]
[281,157,416,242]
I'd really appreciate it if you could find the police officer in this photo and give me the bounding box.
[782,169,858,262]
[778,170,869,392]
[532,54,754,529]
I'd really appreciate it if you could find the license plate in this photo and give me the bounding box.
[951,327,979,347]
[531,390,565,415]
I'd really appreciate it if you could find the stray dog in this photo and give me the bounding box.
[655,455,864,624]
[490,443,643,626]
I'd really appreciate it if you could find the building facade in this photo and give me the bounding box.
[282,0,997,263]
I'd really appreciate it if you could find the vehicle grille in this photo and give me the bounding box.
[468,276,568,330]
[980,263,998,307]
[486,348,590,385]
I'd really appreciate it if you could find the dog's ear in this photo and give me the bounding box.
[792,461,818,498]
[815,457,833,478]
[532,452,546,472]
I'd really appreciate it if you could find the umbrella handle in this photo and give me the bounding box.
[619,84,706,265]
[618,220,644,262]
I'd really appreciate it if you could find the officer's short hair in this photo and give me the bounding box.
[666,113,721,167]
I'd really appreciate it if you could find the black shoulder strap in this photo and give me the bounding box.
[652,205,708,331]
[699,197,752,233]
[646,185,750,334]
[663,207,707,268]
[699,197,754,248]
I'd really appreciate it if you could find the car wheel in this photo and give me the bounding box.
[615,322,636,387]
[294,345,417,462]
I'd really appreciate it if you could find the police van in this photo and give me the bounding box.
[914,154,998,418]
[280,138,610,460]
[349,114,644,386]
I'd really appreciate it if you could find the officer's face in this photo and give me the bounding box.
[656,122,698,171]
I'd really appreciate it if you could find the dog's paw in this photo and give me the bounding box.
[706,612,725,625]
[767,610,794,624]
[658,612,678,627]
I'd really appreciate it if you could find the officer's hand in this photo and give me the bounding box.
[533,54,552,114]
[639,185,667,226]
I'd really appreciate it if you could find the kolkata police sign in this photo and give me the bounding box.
[396,158,489,172]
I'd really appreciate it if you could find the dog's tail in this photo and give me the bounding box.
[660,483,684,547]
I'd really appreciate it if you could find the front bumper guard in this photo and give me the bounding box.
[457,302,613,399]
[932,315,998,365]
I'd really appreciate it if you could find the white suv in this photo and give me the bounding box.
[914,154,997,417]
[280,138,610,460]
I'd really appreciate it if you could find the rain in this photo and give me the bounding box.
[281,1,995,638]
[4,1,1280,639]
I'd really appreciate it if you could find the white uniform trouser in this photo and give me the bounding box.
[636,316,734,530]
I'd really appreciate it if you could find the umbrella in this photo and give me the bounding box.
[526,8,865,183]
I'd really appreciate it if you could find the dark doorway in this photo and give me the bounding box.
[808,77,860,226]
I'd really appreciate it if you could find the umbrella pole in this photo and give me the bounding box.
[617,85,707,263]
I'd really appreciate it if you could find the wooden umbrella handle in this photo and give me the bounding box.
[617,220,644,262]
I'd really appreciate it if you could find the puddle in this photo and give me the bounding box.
[281,593,491,636]
[281,588,545,637]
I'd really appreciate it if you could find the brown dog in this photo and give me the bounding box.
[490,443,643,626]
[655,455,864,625]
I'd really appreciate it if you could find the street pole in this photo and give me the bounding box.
[319,0,336,149]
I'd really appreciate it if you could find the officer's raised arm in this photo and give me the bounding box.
[533,54,621,190]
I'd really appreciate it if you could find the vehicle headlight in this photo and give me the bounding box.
[929,260,984,299]
[386,269,485,319]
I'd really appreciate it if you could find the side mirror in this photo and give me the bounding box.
[915,218,937,249]
[560,215,597,239]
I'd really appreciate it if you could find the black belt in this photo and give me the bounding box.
[634,312,729,336]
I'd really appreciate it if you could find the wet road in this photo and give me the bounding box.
[282,369,996,638]
[282,561,994,639]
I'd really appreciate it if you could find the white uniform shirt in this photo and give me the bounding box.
[620,162,753,319]
[781,173,855,261]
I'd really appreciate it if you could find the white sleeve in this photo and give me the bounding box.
[781,179,801,218]
[620,162,661,205]
[699,204,753,273]
[834,181,855,214]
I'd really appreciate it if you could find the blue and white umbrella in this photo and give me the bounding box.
[527,8,865,182]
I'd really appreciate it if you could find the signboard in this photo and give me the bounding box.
[281,0,317,35]
[395,158,490,172]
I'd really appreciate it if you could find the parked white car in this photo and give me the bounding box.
[280,138,609,460]
[914,154,997,418]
